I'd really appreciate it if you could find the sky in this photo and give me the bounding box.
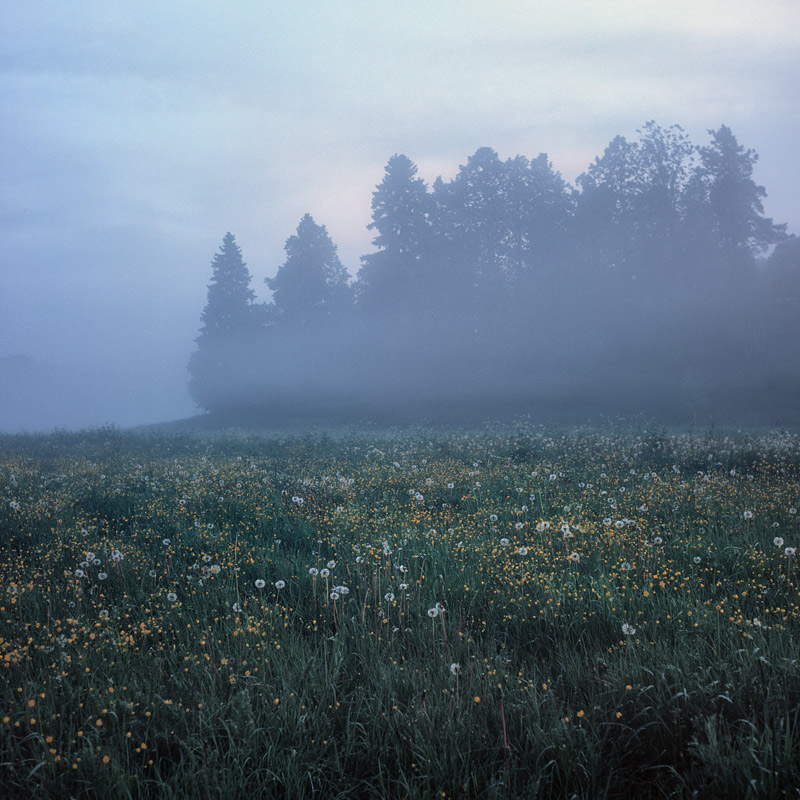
[1,0,798,430]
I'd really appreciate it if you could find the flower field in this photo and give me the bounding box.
[1,425,799,798]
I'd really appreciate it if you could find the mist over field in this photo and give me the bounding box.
[2,1,799,432]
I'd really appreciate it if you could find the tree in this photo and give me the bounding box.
[356,154,432,314]
[188,232,257,412]
[500,152,574,285]
[695,125,786,268]
[266,214,351,327]
[195,232,255,336]
[575,123,695,282]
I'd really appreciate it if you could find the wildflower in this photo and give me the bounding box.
[167,592,178,602]
[743,510,754,520]
[327,560,336,569]
[622,623,637,635]
[335,585,349,595]
[399,583,408,591]
[447,483,454,489]
[255,579,266,589]
[603,518,612,526]
[517,547,528,556]
[274,580,286,590]
[99,610,109,619]
[384,592,395,602]
[320,568,330,578]
[209,564,221,575]
[308,567,318,577]
[499,538,509,547]
[693,556,702,564]
[162,538,171,546]
[148,570,157,578]
[9,501,20,510]
[621,562,632,571]
[569,552,580,562]
[653,536,663,544]
[790,508,797,515]
[427,607,439,618]
[515,522,524,531]
[785,547,796,557]
[449,663,461,676]
[774,537,785,548]
[232,602,241,612]
[329,591,340,601]
[98,572,108,581]
[74,569,85,578]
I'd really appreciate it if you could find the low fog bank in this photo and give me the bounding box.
[187,291,800,431]
[0,355,195,433]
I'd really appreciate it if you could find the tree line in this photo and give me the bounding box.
[189,122,799,425]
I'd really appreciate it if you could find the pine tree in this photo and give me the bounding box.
[197,232,256,339]
[266,214,350,327]
[696,125,786,268]
[356,154,432,314]
[188,232,257,412]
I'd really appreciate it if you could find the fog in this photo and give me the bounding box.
[2,2,799,432]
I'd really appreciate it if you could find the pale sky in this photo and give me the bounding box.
[1,0,798,428]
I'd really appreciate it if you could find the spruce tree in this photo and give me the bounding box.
[188,232,257,413]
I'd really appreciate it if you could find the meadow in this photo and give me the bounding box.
[1,424,799,798]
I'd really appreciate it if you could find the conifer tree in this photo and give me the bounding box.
[266,214,351,327]
[188,232,256,412]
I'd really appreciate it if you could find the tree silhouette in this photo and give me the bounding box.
[357,154,433,314]
[696,125,786,269]
[267,214,351,328]
[188,232,257,412]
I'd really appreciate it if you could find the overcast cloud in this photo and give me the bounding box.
[1,0,798,429]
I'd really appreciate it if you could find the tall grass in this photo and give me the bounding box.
[1,424,799,798]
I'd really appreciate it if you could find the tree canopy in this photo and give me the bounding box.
[188,123,795,425]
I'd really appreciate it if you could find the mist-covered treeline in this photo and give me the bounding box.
[189,122,799,425]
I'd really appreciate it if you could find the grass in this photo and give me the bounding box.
[1,423,799,798]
